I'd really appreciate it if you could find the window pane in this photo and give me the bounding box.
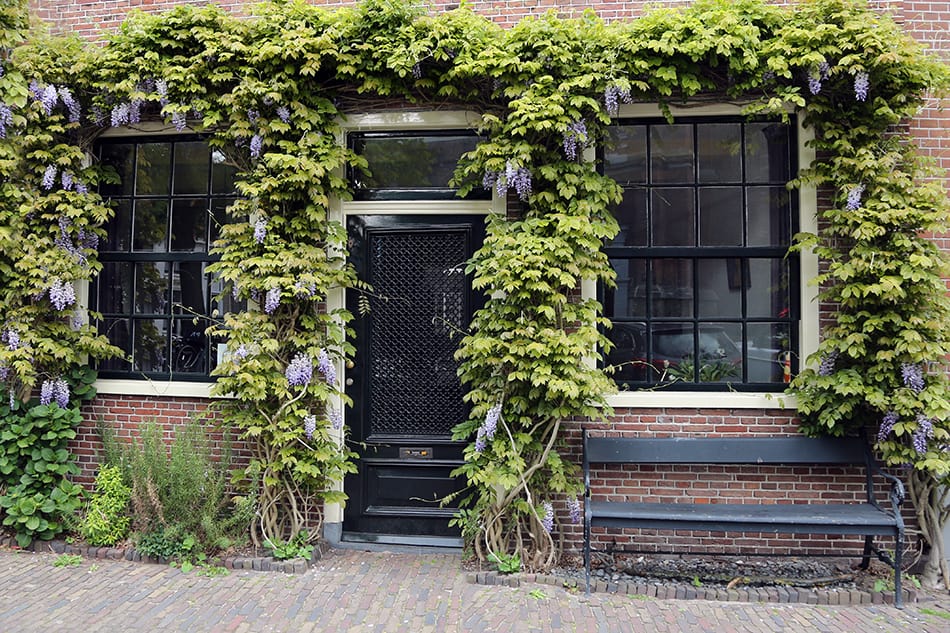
[698,258,741,317]
[605,321,649,382]
[171,199,208,252]
[605,259,647,318]
[651,188,694,246]
[605,126,647,184]
[135,143,171,195]
[99,144,135,196]
[209,198,240,245]
[133,319,169,372]
[747,322,791,383]
[173,141,210,195]
[173,261,208,315]
[172,318,207,374]
[98,318,131,371]
[132,200,168,252]
[351,134,479,190]
[652,322,694,382]
[650,125,694,184]
[135,262,170,314]
[211,149,238,194]
[697,123,741,183]
[745,122,790,183]
[609,189,647,247]
[102,200,132,252]
[697,323,742,384]
[651,259,693,318]
[98,263,132,314]
[747,186,791,246]
[211,273,246,316]
[699,187,743,246]
[746,258,789,318]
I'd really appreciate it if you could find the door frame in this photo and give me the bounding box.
[323,111,503,547]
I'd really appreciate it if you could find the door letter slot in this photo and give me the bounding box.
[399,447,433,460]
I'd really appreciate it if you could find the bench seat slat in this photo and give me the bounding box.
[585,437,868,465]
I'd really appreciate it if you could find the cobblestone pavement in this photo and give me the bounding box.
[1,548,948,633]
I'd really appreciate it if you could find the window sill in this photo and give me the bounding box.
[604,390,796,411]
[94,378,216,400]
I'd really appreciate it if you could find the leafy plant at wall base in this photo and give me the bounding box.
[264,529,314,561]
[79,464,132,546]
[488,551,521,574]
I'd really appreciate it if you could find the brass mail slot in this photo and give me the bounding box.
[399,447,433,459]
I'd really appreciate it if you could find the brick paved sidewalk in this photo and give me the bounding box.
[1,548,948,632]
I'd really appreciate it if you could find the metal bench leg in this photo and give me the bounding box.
[860,535,873,569]
[584,522,591,596]
[894,531,903,609]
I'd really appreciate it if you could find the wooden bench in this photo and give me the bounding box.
[582,432,907,606]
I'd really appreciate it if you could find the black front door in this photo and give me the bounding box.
[343,215,484,544]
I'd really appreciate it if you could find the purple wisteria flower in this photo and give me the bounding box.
[854,71,869,102]
[818,350,838,377]
[0,103,13,139]
[264,287,280,314]
[128,99,142,125]
[808,74,822,95]
[878,410,898,442]
[474,426,487,454]
[71,308,84,329]
[329,408,343,430]
[253,217,267,244]
[914,413,934,456]
[2,329,19,351]
[412,62,423,79]
[303,414,317,439]
[482,170,499,192]
[61,171,74,191]
[28,80,43,101]
[111,103,131,127]
[604,84,631,117]
[232,344,249,362]
[247,109,259,124]
[40,84,58,115]
[0,365,8,381]
[276,106,291,124]
[901,363,924,394]
[75,181,88,195]
[285,352,313,387]
[90,106,106,127]
[42,165,57,190]
[172,110,188,132]
[317,349,336,386]
[562,119,587,161]
[500,161,532,201]
[845,184,865,211]
[250,134,263,159]
[40,378,70,408]
[48,278,76,310]
[155,79,169,106]
[540,502,554,533]
[482,402,501,442]
[58,87,81,123]
[567,497,582,524]
[293,280,316,299]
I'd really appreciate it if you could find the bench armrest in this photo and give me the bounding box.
[880,470,906,508]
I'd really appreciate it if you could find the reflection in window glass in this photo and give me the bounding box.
[605,126,647,185]
[173,141,211,195]
[132,200,168,252]
[697,123,741,183]
[699,187,742,246]
[651,188,694,246]
[134,319,169,373]
[608,189,647,247]
[746,186,791,246]
[135,143,171,196]
[650,125,694,184]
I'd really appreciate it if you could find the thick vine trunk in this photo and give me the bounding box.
[909,469,950,589]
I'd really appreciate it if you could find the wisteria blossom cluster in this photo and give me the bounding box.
[253,217,267,244]
[913,414,934,454]
[303,414,317,439]
[485,162,532,201]
[818,350,838,376]
[853,71,870,101]
[540,501,554,533]
[55,216,98,263]
[110,100,143,127]
[40,377,70,408]
[0,103,13,138]
[900,362,925,394]
[567,497,582,524]
[231,343,250,362]
[285,352,313,387]
[603,84,631,117]
[845,183,865,211]
[808,61,831,95]
[293,280,316,299]
[878,410,898,442]
[264,287,281,314]
[329,408,343,430]
[474,402,502,453]
[47,278,76,311]
[276,105,291,124]
[562,119,588,161]
[316,349,336,386]
[2,329,20,351]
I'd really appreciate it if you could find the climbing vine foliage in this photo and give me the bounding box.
[0,0,948,569]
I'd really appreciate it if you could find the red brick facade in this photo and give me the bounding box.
[23,0,946,558]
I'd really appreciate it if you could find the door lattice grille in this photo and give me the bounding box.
[368,231,469,436]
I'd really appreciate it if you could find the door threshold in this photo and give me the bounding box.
[340,532,463,551]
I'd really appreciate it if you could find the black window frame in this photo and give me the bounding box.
[92,135,240,382]
[599,116,800,392]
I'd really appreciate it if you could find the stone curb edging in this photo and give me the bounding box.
[466,570,919,606]
[0,535,331,575]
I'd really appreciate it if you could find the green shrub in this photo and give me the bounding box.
[79,464,131,546]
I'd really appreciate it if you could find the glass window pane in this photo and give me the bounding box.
[172,318,207,374]
[699,187,743,246]
[697,323,742,383]
[651,188,694,246]
[605,321,649,382]
[98,318,131,371]
[171,199,208,252]
[211,273,246,317]
[605,259,647,318]
[103,200,132,252]
[697,123,741,183]
[747,322,791,384]
[133,319,169,372]
[135,262,170,315]
[605,126,647,184]
[698,258,742,318]
[173,141,210,195]
[651,322,694,383]
[650,125,694,184]
[745,122,790,183]
[132,200,168,252]
[211,149,238,194]
[209,199,239,245]
[351,134,479,190]
[99,144,135,196]
[135,143,171,195]
[746,258,789,318]
[173,262,208,315]
[651,259,693,318]
[747,186,791,246]
[609,189,647,247]
[97,263,132,314]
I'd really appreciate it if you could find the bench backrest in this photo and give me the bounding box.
[584,434,871,467]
